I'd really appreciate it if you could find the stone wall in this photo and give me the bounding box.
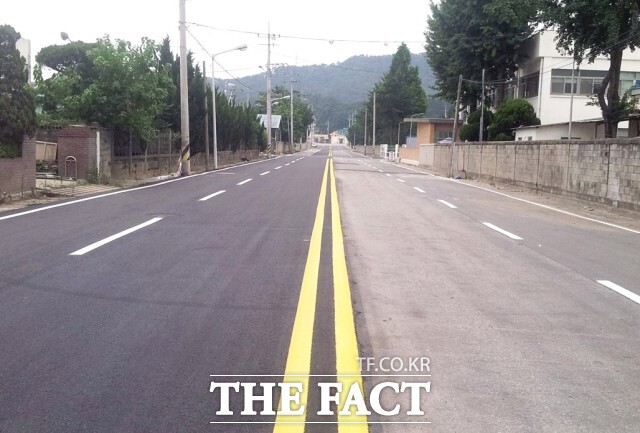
[426,140,640,211]
[0,136,36,196]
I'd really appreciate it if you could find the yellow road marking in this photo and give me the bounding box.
[330,158,369,432]
[273,159,329,433]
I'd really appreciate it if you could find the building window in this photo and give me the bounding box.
[550,69,621,96]
[519,73,539,98]
[619,72,640,94]
[436,129,453,140]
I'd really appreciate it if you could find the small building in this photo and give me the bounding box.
[403,117,461,145]
[329,131,349,145]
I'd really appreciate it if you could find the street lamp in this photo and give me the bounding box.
[60,32,80,61]
[397,121,408,146]
[268,95,290,145]
[408,112,425,140]
[211,44,248,170]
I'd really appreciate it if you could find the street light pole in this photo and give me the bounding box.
[60,32,80,62]
[178,0,190,176]
[203,61,210,171]
[211,44,248,170]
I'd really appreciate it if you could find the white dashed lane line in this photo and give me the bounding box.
[70,218,163,256]
[275,166,283,170]
[237,179,253,186]
[597,280,640,306]
[438,199,457,209]
[199,190,226,202]
[260,171,270,176]
[414,187,426,194]
[482,222,523,240]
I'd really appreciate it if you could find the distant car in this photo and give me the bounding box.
[311,143,318,147]
[438,137,454,144]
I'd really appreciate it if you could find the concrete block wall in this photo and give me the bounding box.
[0,136,36,196]
[608,142,640,206]
[426,139,640,211]
[514,144,538,185]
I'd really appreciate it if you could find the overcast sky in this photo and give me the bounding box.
[5,0,430,80]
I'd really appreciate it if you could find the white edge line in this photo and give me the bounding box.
[438,199,457,209]
[597,280,640,305]
[482,222,523,240]
[237,178,253,186]
[0,156,281,222]
[383,158,640,235]
[69,217,163,256]
[259,171,270,176]
[414,187,426,194]
[199,190,226,202]
[454,180,640,235]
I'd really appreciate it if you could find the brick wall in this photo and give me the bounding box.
[0,136,36,196]
[426,139,640,211]
[57,126,97,180]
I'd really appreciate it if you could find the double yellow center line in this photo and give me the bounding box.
[274,156,368,432]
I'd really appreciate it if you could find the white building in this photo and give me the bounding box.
[16,38,32,83]
[513,31,640,140]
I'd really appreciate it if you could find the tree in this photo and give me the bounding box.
[376,44,428,145]
[425,0,538,105]
[81,37,174,143]
[540,0,640,138]
[0,25,37,157]
[487,98,540,140]
[460,108,494,141]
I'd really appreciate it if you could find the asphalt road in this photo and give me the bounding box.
[1,144,639,432]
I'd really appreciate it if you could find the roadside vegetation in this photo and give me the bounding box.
[425,0,640,140]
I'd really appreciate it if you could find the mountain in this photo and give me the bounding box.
[218,53,450,132]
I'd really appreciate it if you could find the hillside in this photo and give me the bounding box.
[218,53,450,132]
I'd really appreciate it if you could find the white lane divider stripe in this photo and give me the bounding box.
[597,280,640,305]
[396,178,406,183]
[260,171,270,176]
[482,222,523,240]
[237,179,252,186]
[70,217,163,256]
[438,199,457,209]
[199,190,226,202]
[386,174,392,177]
[275,166,283,170]
[414,187,426,194]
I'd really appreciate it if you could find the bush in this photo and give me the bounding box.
[488,99,539,141]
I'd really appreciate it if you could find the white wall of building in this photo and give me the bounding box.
[515,122,598,141]
[519,31,640,127]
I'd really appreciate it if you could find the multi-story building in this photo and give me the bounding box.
[510,31,640,140]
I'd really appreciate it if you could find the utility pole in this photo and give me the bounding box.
[364,109,368,155]
[203,61,210,171]
[450,74,463,178]
[178,0,190,176]
[479,68,485,143]
[266,23,273,157]
[372,91,376,152]
[290,67,294,153]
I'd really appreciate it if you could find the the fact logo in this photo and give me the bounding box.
[209,380,431,417]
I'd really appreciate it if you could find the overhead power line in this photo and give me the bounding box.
[187,22,424,45]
